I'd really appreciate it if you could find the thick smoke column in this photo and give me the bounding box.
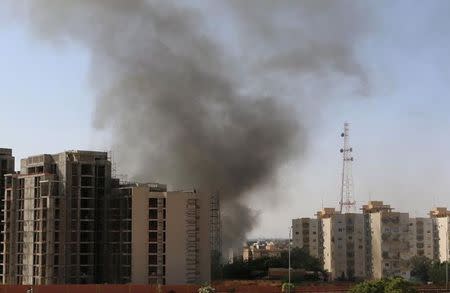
[8,0,370,247]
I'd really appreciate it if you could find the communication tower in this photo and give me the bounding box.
[339,122,356,213]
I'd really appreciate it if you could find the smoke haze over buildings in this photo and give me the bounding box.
[6,0,372,246]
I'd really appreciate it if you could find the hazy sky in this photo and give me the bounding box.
[1,1,450,238]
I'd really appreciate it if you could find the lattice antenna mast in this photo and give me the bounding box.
[339,122,356,213]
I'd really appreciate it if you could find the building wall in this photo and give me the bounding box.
[321,214,365,280]
[116,185,211,285]
[435,217,450,263]
[408,218,434,260]
[292,218,320,258]
[130,187,152,283]
[165,190,211,285]
[321,217,334,279]
[369,212,410,279]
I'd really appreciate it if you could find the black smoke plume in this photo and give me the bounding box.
[7,0,371,248]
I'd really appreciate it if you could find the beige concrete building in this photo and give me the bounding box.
[320,208,366,280]
[292,202,450,281]
[1,150,112,285]
[292,218,320,258]
[363,201,410,279]
[407,218,434,260]
[109,183,211,285]
[430,207,450,263]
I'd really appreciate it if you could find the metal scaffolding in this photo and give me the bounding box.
[185,198,200,283]
[210,192,221,255]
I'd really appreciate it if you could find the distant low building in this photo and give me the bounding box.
[243,240,284,261]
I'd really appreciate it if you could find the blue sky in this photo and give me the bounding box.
[1,2,450,237]
[0,25,96,159]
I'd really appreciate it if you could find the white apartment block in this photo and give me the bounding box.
[321,210,366,280]
[430,208,450,263]
[292,218,320,258]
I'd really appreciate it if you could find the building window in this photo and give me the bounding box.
[149,221,158,230]
[149,198,158,208]
[149,244,158,254]
[149,210,158,219]
[149,232,158,242]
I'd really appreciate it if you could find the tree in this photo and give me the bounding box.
[221,247,323,280]
[222,260,250,279]
[384,277,417,293]
[350,278,417,293]
[211,250,223,280]
[409,256,432,283]
[428,261,448,284]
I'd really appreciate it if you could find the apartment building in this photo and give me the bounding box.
[0,148,14,279]
[363,201,410,279]
[292,218,320,258]
[109,183,211,285]
[430,207,450,263]
[1,150,112,285]
[407,218,434,260]
[320,208,366,280]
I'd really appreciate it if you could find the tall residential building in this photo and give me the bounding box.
[363,201,410,279]
[407,218,434,260]
[1,150,112,285]
[292,218,320,259]
[109,183,211,285]
[0,148,14,195]
[0,148,14,279]
[320,208,366,280]
[429,207,450,263]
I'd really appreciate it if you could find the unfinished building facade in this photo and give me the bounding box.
[0,148,14,280]
[109,183,211,285]
[1,151,112,285]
